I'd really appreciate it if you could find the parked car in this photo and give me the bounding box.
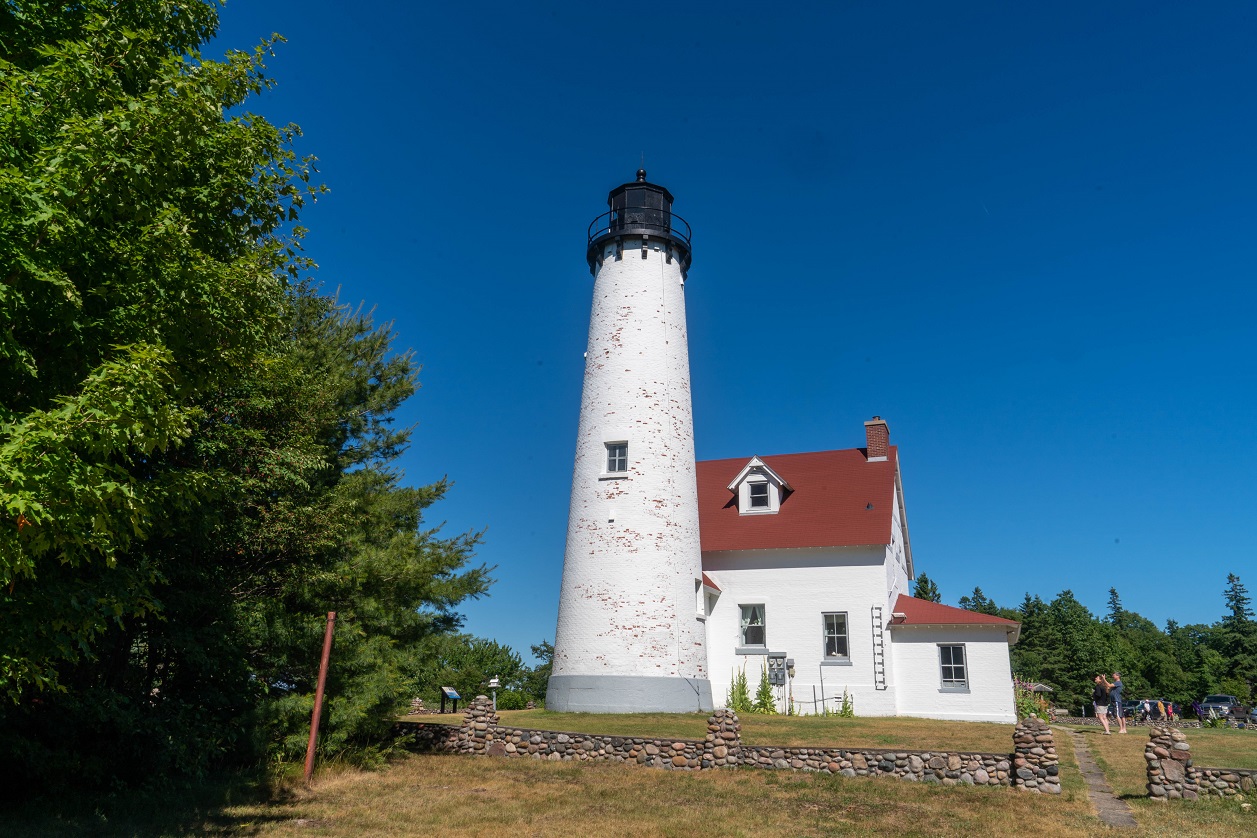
[1110,699,1139,718]
[1199,694,1240,718]
[1247,706,1257,725]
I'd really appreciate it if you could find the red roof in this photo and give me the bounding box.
[696,447,899,552]
[890,594,1020,640]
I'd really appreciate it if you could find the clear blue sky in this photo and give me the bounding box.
[212,2,1256,662]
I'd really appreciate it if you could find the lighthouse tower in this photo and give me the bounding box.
[546,171,713,713]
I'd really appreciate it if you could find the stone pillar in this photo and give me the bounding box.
[1145,724,1199,801]
[458,694,500,755]
[703,708,742,768]
[1012,715,1061,794]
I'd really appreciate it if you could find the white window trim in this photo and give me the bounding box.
[822,612,850,662]
[601,440,629,479]
[738,603,767,651]
[737,476,781,515]
[938,643,969,692]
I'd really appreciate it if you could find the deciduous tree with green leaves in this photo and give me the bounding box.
[0,0,314,698]
[0,2,489,792]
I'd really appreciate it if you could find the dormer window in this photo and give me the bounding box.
[727,456,791,515]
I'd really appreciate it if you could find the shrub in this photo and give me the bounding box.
[728,667,752,713]
[752,667,776,714]
[837,688,855,718]
[1013,679,1052,721]
[495,690,527,711]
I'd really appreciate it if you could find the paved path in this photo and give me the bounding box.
[1062,728,1139,829]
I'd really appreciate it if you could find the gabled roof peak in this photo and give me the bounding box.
[725,455,792,494]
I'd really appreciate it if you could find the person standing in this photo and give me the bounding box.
[1092,674,1113,734]
[1110,672,1127,733]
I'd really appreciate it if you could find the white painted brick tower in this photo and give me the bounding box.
[546,171,713,713]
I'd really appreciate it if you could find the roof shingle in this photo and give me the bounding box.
[890,594,1021,642]
[696,447,899,552]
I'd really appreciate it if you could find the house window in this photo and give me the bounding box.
[748,481,769,508]
[823,612,849,659]
[740,604,766,647]
[939,644,968,689]
[606,442,627,473]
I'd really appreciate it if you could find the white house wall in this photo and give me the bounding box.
[702,547,899,717]
[890,625,1017,723]
[885,484,910,605]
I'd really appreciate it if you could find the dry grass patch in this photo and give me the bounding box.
[216,753,1104,838]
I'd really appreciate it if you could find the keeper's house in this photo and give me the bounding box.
[697,417,1020,723]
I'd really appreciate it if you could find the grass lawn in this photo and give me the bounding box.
[1062,724,1255,836]
[485,709,1016,753]
[5,752,1103,838]
[8,718,1253,836]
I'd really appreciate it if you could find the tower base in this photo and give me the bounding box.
[546,674,713,714]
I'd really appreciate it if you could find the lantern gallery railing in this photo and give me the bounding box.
[586,207,692,249]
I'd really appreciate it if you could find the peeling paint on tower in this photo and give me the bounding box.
[547,171,713,713]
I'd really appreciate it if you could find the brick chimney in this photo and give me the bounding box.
[864,416,889,462]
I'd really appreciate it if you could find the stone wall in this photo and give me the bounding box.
[737,743,1010,786]
[399,719,460,752]
[1052,716,1202,729]
[1012,715,1061,794]
[1144,725,1200,800]
[396,702,1062,796]
[1142,723,1257,801]
[1195,766,1257,798]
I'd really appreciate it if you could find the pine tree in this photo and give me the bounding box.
[1218,574,1257,702]
[958,586,999,616]
[1107,588,1123,624]
[912,573,941,603]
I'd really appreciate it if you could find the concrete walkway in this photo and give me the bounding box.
[1062,728,1139,829]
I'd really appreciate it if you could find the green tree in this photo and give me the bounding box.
[957,586,1000,616]
[0,289,490,790]
[1011,590,1110,712]
[0,1,491,789]
[1216,574,1256,703]
[1106,587,1123,623]
[0,0,315,698]
[412,634,527,711]
[912,572,941,603]
[521,640,554,703]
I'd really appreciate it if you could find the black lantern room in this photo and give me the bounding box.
[586,169,692,275]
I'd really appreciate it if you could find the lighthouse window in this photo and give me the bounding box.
[606,442,628,473]
[748,481,770,508]
[740,604,766,648]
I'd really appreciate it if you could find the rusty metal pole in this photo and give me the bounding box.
[304,611,337,784]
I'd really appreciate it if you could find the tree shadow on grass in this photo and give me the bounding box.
[0,770,301,837]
